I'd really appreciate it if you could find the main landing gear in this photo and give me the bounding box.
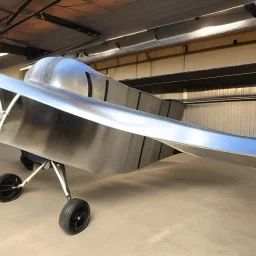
[0,161,90,235]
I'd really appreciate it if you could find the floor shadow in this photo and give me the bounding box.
[73,160,240,204]
[6,154,243,206]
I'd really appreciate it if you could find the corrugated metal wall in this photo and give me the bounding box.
[156,84,256,101]
[185,43,256,71]
[109,42,255,80]
[183,101,256,137]
[165,84,256,138]
[94,31,256,80]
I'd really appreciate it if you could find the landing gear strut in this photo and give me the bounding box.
[0,161,90,235]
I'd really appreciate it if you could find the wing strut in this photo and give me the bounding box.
[0,93,20,131]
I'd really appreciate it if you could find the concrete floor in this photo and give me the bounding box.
[0,144,256,256]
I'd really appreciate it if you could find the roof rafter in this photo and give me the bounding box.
[0,41,50,60]
[5,0,34,27]
[0,0,61,35]
[36,12,100,37]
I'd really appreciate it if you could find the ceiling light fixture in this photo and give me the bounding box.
[106,29,147,41]
[203,4,243,17]
[195,20,248,37]
[0,53,9,57]
[20,64,33,71]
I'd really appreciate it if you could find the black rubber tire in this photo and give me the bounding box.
[20,154,34,171]
[59,198,90,235]
[0,173,23,202]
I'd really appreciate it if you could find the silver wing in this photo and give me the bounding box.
[0,74,256,169]
[0,62,256,173]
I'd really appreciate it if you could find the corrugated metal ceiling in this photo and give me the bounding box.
[0,0,254,52]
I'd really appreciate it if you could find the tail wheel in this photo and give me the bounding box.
[0,173,23,202]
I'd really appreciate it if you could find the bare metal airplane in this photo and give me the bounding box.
[0,57,255,235]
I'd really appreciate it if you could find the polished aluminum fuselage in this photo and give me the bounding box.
[0,57,180,173]
[0,57,256,174]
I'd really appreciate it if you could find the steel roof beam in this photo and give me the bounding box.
[0,0,61,35]
[0,42,50,60]
[5,0,33,27]
[36,12,100,37]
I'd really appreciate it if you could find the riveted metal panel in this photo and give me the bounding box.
[138,94,162,168]
[123,88,141,173]
[93,78,130,173]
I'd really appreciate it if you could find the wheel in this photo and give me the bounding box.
[20,152,34,171]
[0,173,23,202]
[59,198,90,235]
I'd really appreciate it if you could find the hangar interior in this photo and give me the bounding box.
[0,0,256,255]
